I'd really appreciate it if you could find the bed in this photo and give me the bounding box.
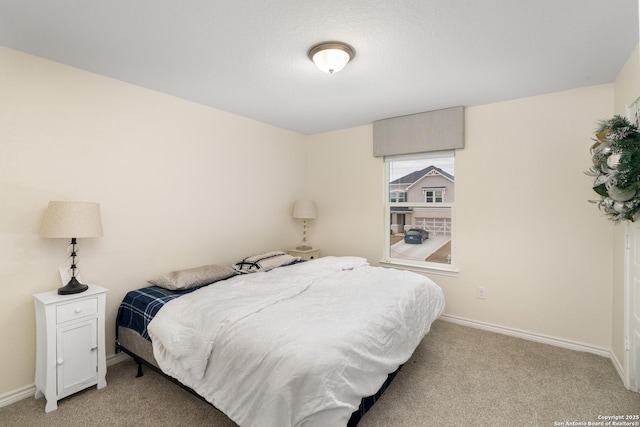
[116,254,444,427]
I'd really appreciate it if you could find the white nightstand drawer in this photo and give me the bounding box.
[56,298,98,324]
[287,248,320,261]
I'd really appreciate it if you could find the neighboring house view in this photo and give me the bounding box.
[390,165,454,236]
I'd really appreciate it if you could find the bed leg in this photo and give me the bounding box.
[135,360,144,377]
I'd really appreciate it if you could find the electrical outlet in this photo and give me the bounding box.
[477,287,487,299]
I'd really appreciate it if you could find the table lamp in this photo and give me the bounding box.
[40,201,103,295]
[292,200,317,250]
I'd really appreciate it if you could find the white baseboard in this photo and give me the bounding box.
[0,352,132,409]
[610,349,626,386]
[439,314,611,358]
[108,351,132,366]
[0,384,35,408]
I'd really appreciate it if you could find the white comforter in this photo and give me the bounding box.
[148,256,444,427]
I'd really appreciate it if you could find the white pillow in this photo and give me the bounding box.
[234,251,298,274]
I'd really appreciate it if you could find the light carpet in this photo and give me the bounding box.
[1,320,638,426]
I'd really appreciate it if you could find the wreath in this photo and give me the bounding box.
[586,115,640,222]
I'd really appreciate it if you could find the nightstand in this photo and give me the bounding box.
[288,248,320,260]
[33,285,107,413]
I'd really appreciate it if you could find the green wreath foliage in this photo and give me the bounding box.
[586,115,640,222]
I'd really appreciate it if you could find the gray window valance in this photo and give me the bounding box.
[373,106,464,157]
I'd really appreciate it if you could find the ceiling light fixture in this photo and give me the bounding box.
[308,42,355,74]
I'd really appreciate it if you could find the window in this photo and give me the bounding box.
[384,152,455,271]
[390,191,406,202]
[424,188,445,203]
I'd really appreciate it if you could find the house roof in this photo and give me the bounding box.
[0,1,636,135]
[390,166,454,185]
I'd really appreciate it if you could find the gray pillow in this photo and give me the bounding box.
[148,264,237,290]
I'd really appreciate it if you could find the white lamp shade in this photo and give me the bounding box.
[308,42,355,74]
[312,49,350,73]
[292,200,317,219]
[40,201,103,238]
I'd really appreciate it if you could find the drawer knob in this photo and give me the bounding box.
[56,359,63,365]
[74,308,82,314]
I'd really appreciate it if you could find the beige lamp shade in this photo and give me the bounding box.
[40,201,103,238]
[292,200,317,219]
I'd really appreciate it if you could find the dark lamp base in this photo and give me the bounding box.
[58,277,89,295]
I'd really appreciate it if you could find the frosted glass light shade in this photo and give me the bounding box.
[292,200,317,219]
[308,42,355,74]
[40,201,103,238]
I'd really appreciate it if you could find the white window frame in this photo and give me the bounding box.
[381,151,458,276]
[390,190,406,202]
[423,188,445,203]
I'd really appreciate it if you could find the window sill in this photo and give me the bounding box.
[379,260,459,277]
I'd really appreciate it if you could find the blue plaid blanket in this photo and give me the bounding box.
[116,286,200,341]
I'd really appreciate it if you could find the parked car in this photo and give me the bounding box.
[404,228,429,244]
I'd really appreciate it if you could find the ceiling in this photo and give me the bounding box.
[0,1,638,135]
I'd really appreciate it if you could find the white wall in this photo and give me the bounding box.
[0,42,633,401]
[305,125,383,261]
[307,85,615,350]
[0,46,306,395]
